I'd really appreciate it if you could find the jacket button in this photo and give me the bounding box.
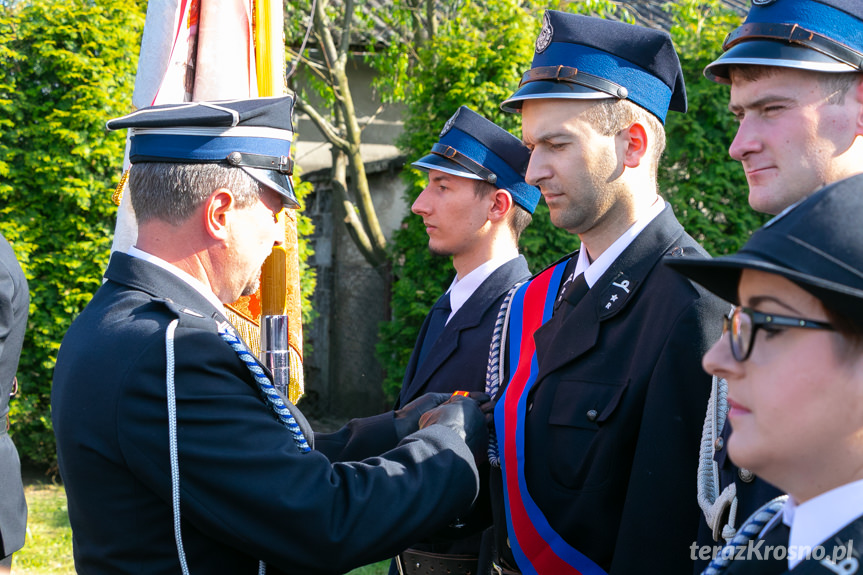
[714,437,724,451]
[586,409,598,422]
[738,468,755,483]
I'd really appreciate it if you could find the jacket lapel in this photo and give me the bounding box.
[400,256,530,403]
[533,206,684,382]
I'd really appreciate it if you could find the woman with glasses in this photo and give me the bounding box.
[666,172,863,574]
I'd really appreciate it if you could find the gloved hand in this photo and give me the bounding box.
[393,392,451,440]
[418,395,489,461]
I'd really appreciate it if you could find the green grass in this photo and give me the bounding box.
[12,480,388,574]
[12,482,74,575]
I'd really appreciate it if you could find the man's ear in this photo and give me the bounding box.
[488,189,514,223]
[854,76,863,137]
[203,188,235,241]
[621,121,649,169]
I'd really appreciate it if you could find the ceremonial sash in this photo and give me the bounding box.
[494,262,608,575]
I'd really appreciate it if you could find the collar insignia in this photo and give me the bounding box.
[598,272,636,319]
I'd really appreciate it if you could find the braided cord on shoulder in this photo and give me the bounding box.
[486,281,526,466]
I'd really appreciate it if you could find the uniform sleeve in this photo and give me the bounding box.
[117,323,480,575]
[314,411,400,462]
[611,294,721,573]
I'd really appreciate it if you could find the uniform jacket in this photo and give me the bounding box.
[0,233,28,558]
[721,508,863,574]
[387,255,530,565]
[489,205,726,574]
[52,253,480,575]
[397,255,531,407]
[694,422,783,573]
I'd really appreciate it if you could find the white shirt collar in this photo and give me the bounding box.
[446,254,518,324]
[574,198,665,288]
[778,479,863,569]
[127,246,226,315]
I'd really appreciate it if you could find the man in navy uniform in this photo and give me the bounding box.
[390,107,538,575]
[483,11,726,574]
[695,0,863,561]
[51,95,488,575]
[0,233,28,573]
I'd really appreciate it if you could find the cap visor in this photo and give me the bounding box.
[501,81,612,113]
[242,166,300,209]
[665,252,863,309]
[704,41,858,84]
[411,154,482,180]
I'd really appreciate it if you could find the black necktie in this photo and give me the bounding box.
[417,292,451,368]
[726,521,790,575]
[563,273,589,305]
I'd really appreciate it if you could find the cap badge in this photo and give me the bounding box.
[751,0,778,5]
[535,12,553,54]
[440,109,460,137]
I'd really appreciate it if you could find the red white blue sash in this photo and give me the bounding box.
[494,262,608,575]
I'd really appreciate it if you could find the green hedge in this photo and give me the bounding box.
[0,0,146,467]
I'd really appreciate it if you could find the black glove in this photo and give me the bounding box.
[418,395,489,461]
[393,392,451,440]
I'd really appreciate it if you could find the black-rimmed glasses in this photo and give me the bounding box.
[723,306,835,362]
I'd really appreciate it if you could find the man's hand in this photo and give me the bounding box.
[418,395,489,461]
[393,392,451,440]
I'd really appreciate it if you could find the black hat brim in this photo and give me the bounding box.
[501,81,612,113]
[666,253,863,323]
[242,167,299,209]
[704,41,859,84]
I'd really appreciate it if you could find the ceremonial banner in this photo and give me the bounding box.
[111,0,305,402]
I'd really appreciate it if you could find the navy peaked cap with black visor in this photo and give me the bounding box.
[665,172,863,326]
[501,10,687,124]
[705,0,863,84]
[106,96,299,208]
[412,106,541,213]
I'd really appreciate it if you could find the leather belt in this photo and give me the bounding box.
[395,549,479,575]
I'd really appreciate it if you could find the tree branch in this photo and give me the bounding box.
[295,98,350,150]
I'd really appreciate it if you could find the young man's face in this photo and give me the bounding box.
[411,170,493,258]
[728,67,862,215]
[520,98,632,237]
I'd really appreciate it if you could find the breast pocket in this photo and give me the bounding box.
[547,378,628,489]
